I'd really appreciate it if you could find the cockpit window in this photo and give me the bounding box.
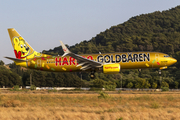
[164,55,170,57]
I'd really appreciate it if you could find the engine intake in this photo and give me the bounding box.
[103,63,120,74]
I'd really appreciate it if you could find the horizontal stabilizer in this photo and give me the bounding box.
[4,56,27,62]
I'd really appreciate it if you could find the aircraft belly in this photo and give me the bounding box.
[121,61,152,69]
[55,65,80,72]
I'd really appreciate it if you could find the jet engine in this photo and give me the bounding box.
[102,63,120,74]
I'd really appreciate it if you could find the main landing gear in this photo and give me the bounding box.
[90,71,95,79]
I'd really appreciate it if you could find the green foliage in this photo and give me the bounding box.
[161,87,169,91]
[92,78,117,90]
[174,81,179,89]
[152,82,157,89]
[0,65,11,72]
[161,81,169,88]
[98,91,109,99]
[89,87,102,91]
[48,88,57,93]
[126,82,133,88]
[103,85,116,91]
[92,79,105,88]
[116,117,123,120]
[118,90,121,94]
[151,102,160,109]
[0,66,22,87]
[0,60,4,65]
[103,81,117,91]
[11,85,20,91]
[135,78,151,89]
[30,85,36,90]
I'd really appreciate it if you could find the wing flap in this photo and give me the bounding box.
[68,53,102,67]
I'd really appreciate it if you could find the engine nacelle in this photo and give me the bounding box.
[103,63,120,74]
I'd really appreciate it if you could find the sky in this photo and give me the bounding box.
[1,0,180,64]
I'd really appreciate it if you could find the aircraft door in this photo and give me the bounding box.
[155,54,159,62]
[37,60,41,68]
[155,54,160,65]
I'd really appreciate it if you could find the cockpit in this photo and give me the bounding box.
[164,55,170,57]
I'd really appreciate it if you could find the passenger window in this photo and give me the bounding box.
[164,55,170,57]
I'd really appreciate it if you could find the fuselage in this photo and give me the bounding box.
[23,52,177,72]
[6,28,177,76]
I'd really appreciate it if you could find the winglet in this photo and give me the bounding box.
[60,41,71,57]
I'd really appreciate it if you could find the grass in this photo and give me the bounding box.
[151,102,160,109]
[0,91,180,119]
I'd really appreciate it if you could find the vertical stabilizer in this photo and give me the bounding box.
[8,28,48,59]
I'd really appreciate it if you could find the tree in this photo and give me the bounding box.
[103,81,117,91]
[54,73,65,87]
[161,81,169,88]
[174,81,179,89]
[32,71,46,87]
[0,60,4,65]
[92,79,105,88]
[45,73,54,87]
[126,82,133,88]
[152,82,157,89]
[135,78,151,89]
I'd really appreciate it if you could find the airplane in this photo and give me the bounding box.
[5,28,177,79]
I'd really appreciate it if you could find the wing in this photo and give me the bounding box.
[60,41,102,71]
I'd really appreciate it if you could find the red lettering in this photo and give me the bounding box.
[87,56,93,60]
[62,57,68,65]
[55,57,61,66]
[77,56,85,65]
[70,57,75,65]
[105,66,118,69]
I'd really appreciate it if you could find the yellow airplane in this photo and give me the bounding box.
[5,28,177,79]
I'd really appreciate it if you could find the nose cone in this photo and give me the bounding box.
[169,57,177,65]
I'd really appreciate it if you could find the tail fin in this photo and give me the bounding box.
[8,28,49,59]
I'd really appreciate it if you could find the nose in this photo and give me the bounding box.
[169,57,177,65]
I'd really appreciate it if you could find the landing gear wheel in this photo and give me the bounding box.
[90,71,95,79]
[90,74,95,79]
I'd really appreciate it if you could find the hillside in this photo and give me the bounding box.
[43,6,180,56]
[41,6,180,88]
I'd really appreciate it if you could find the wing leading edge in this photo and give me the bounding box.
[60,41,102,71]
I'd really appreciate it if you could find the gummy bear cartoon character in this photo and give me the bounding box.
[13,37,30,59]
